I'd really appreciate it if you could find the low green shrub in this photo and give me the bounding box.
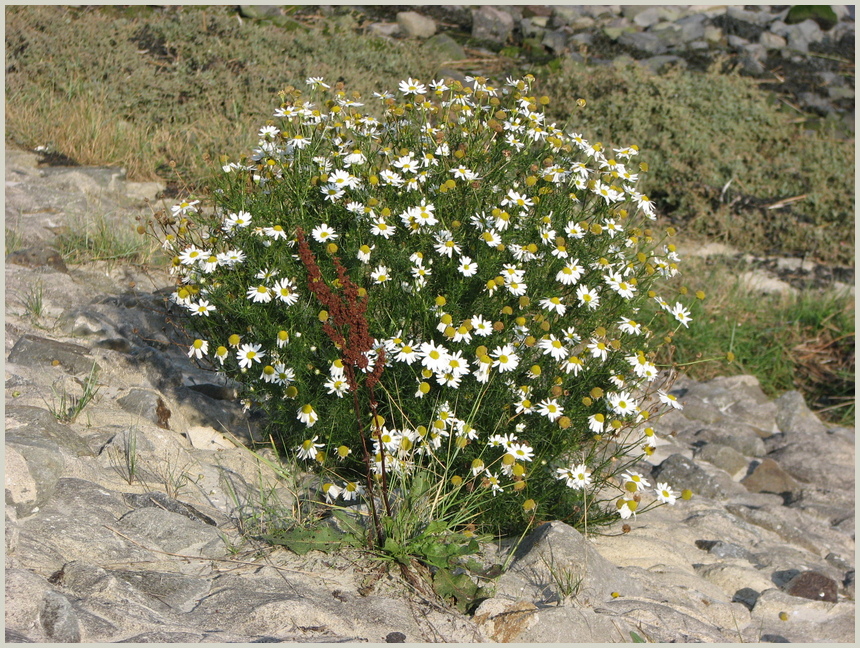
[539,60,855,266]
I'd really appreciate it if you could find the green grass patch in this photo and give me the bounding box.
[5,5,445,184]
[653,257,855,426]
[54,212,161,266]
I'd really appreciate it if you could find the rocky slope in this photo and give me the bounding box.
[4,139,855,642]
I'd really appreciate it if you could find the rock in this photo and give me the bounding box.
[498,521,638,603]
[784,570,838,603]
[3,126,854,643]
[396,11,436,39]
[774,390,828,436]
[471,6,514,44]
[116,507,224,558]
[760,30,787,49]
[541,29,570,54]
[366,22,401,39]
[692,423,767,457]
[7,334,100,376]
[617,30,669,55]
[651,453,743,500]
[638,54,687,73]
[473,599,539,642]
[695,539,753,561]
[696,443,748,477]
[39,590,81,642]
[6,246,68,273]
[423,34,466,61]
[741,458,803,497]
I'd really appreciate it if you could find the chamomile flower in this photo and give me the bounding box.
[576,285,600,310]
[324,376,350,398]
[370,265,392,284]
[472,315,493,337]
[179,246,207,266]
[457,256,478,277]
[540,296,567,316]
[236,343,264,369]
[188,339,208,359]
[491,344,519,372]
[370,219,396,239]
[247,284,273,303]
[189,300,216,317]
[618,317,643,335]
[658,390,683,410]
[621,471,650,492]
[171,199,200,216]
[399,77,427,95]
[672,303,693,327]
[419,341,450,374]
[537,398,564,421]
[608,391,638,416]
[223,211,252,231]
[538,335,568,361]
[272,278,299,305]
[655,482,678,505]
[311,223,338,243]
[297,405,319,428]
[556,463,592,490]
[450,165,479,181]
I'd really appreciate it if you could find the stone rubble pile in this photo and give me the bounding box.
[4,145,854,641]
[354,4,855,131]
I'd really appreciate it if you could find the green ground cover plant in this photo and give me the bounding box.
[540,59,855,267]
[150,75,697,571]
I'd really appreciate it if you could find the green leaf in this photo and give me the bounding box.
[261,524,349,555]
[630,630,647,643]
[432,568,490,614]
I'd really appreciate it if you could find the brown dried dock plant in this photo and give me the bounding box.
[295,227,389,547]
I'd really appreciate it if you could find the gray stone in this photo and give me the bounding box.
[696,443,748,477]
[652,453,743,500]
[633,7,680,28]
[471,6,514,43]
[520,18,546,39]
[638,54,687,73]
[727,34,750,49]
[6,246,68,272]
[727,6,776,27]
[39,591,81,642]
[541,29,570,54]
[694,539,753,561]
[112,570,211,613]
[692,423,767,457]
[116,388,172,428]
[6,405,95,457]
[760,31,788,49]
[676,15,706,42]
[550,6,583,27]
[741,458,803,496]
[725,505,826,555]
[7,334,100,376]
[500,521,640,603]
[396,11,436,39]
[598,598,733,642]
[5,568,54,640]
[617,30,668,55]
[116,507,224,558]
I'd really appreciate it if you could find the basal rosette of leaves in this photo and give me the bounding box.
[158,75,694,537]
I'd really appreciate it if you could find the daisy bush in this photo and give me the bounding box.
[154,74,695,540]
